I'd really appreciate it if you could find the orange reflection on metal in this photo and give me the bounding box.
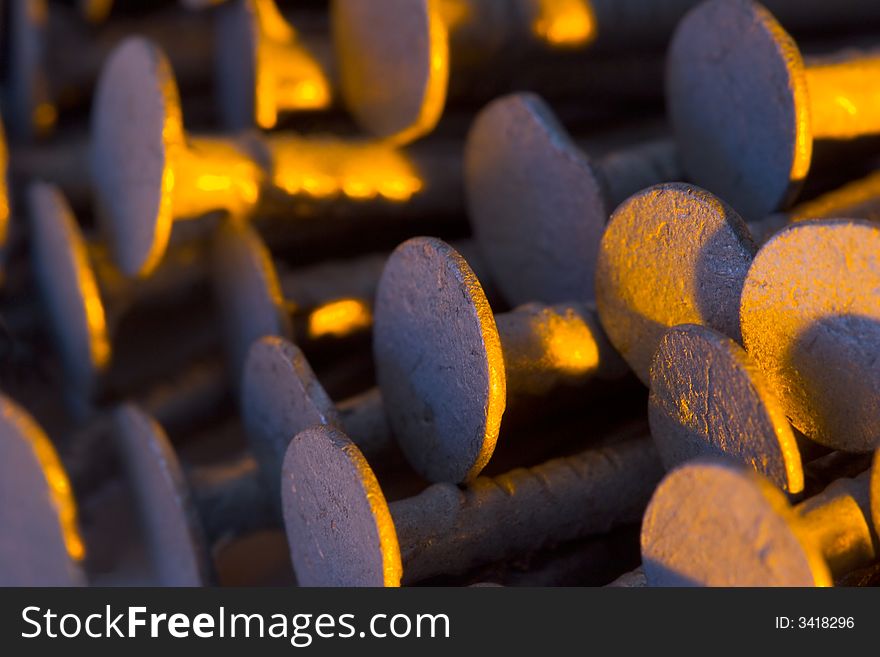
[156,48,264,274]
[437,0,471,31]
[254,0,332,128]
[537,307,600,375]
[390,0,450,145]
[461,257,506,482]
[307,298,372,339]
[271,137,423,202]
[805,54,880,140]
[346,440,403,587]
[6,403,86,561]
[62,200,113,373]
[786,170,880,223]
[531,0,596,48]
[754,4,811,187]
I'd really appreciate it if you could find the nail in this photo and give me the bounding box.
[6,0,213,140]
[211,220,490,378]
[465,92,680,306]
[330,0,684,141]
[215,0,333,129]
[91,37,463,278]
[648,323,804,493]
[595,182,757,384]
[112,403,276,586]
[641,453,880,585]
[0,393,86,585]
[241,335,394,505]
[739,219,880,452]
[373,236,628,483]
[282,423,663,586]
[28,182,211,396]
[668,0,880,219]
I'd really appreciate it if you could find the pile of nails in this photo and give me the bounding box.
[0,0,878,588]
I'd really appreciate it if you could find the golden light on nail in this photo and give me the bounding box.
[805,54,880,139]
[253,0,332,128]
[7,404,86,562]
[385,0,450,145]
[271,138,423,202]
[531,0,596,48]
[307,298,372,339]
[540,307,601,375]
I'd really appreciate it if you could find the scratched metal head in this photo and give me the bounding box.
[28,182,111,392]
[740,219,880,452]
[0,394,85,586]
[641,459,832,586]
[242,335,341,504]
[282,424,402,586]
[667,0,808,220]
[6,0,50,138]
[649,324,803,493]
[595,183,756,385]
[331,0,448,142]
[214,0,259,130]
[112,403,211,586]
[212,221,291,380]
[91,37,181,277]
[373,237,506,483]
[465,93,606,306]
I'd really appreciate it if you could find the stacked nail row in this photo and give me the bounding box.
[0,0,878,587]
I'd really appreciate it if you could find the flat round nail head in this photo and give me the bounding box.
[465,93,607,306]
[667,0,808,220]
[373,237,506,483]
[649,323,803,492]
[113,403,210,586]
[91,37,177,277]
[595,183,755,385]
[242,335,339,501]
[213,222,290,377]
[0,396,85,586]
[641,459,831,586]
[331,0,447,141]
[29,182,109,391]
[740,219,880,452]
[282,424,402,587]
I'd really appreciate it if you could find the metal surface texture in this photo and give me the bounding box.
[465,92,680,306]
[282,424,663,587]
[642,456,879,586]
[648,323,803,493]
[113,403,276,585]
[374,237,627,483]
[739,219,880,452]
[5,0,880,590]
[241,335,391,505]
[669,0,880,220]
[595,183,756,384]
[0,394,86,586]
